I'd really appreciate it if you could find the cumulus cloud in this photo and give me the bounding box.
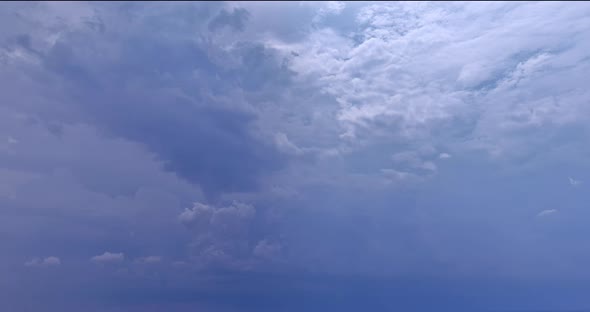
[24,256,61,267]
[91,252,125,264]
[537,209,558,217]
[179,201,281,269]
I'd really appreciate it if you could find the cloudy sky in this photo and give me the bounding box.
[2,1,590,311]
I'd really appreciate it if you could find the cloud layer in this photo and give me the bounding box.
[2,1,590,311]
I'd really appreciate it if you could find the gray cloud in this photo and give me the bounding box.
[2,2,292,197]
[179,201,283,270]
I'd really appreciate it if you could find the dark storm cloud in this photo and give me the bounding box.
[25,6,293,196]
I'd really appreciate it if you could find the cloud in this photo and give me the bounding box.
[1,2,291,197]
[439,153,452,159]
[313,1,346,24]
[387,150,438,181]
[253,239,283,259]
[569,177,582,187]
[179,201,281,270]
[274,132,304,156]
[24,256,61,267]
[537,209,558,217]
[4,2,590,310]
[91,252,125,264]
[279,1,590,168]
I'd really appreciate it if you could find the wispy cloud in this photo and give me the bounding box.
[537,209,558,217]
[569,177,582,187]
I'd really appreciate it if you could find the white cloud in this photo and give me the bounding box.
[25,256,61,267]
[274,1,590,167]
[43,256,61,266]
[537,209,558,217]
[179,201,259,235]
[569,177,582,187]
[439,153,452,159]
[91,252,125,264]
[313,1,346,23]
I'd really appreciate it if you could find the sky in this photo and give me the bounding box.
[2,1,590,311]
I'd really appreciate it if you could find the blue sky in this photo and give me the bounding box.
[2,1,590,311]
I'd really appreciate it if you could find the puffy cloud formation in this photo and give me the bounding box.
[179,201,281,270]
[91,252,125,264]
